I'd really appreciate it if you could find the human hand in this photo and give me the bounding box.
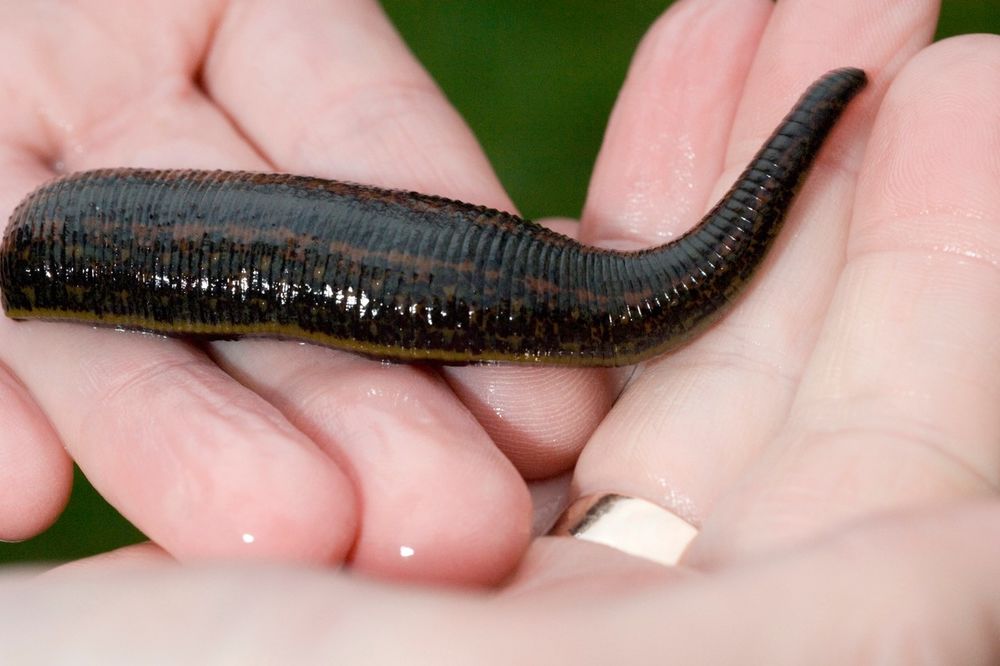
[0,0,625,584]
[3,0,999,661]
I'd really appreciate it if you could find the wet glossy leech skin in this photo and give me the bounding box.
[0,68,865,367]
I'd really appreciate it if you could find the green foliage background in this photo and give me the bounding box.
[1,1,997,564]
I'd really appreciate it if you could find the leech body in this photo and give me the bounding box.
[0,68,866,366]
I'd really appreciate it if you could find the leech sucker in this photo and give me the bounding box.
[0,68,867,366]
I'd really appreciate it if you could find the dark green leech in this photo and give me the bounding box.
[0,68,866,366]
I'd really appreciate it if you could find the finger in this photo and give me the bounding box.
[582,0,772,248]
[689,35,1000,563]
[4,503,1000,664]
[568,0,771,518]
[573,0,938,519]
[0,321,359,564]
[203,0,505,205]
[210,340,532,584]
[0,361,72,542]
[453,0,770,476]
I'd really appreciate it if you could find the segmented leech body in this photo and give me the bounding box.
[0,68,866,367]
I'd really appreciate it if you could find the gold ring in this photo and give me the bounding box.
[550,493,699,566]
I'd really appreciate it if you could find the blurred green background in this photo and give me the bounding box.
[2,1,997,565]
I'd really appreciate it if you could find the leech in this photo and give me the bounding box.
[0,68,866,367]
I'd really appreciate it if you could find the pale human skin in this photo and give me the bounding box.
[1,0,999,662]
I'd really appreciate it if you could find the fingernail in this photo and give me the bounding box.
[550,493,699,566]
